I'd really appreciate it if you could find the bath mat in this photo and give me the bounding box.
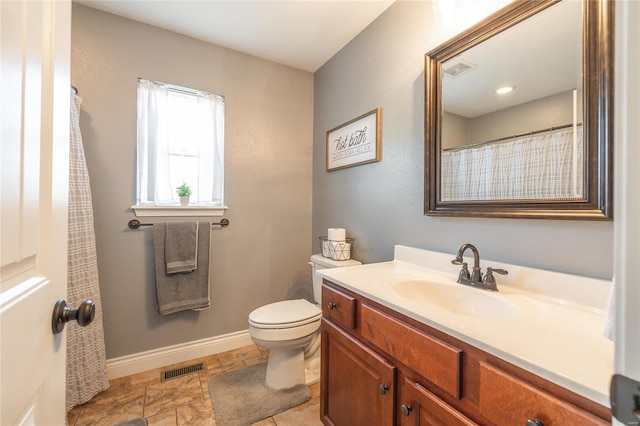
[208,362,311,425]
[115,418,148,426]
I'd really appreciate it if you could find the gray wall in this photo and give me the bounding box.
[442,112,469,149]
[71,5,314,359]
[313,1,613,279]
[468,90,576,143]
[443,91,576,149]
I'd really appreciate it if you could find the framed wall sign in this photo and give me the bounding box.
[326,108,382,171]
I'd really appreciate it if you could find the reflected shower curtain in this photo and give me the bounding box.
[66,88,109,412]
[440,128,584,201]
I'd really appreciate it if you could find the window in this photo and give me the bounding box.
[135,78,224,211]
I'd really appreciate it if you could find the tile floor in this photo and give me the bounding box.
[67,344,323,426]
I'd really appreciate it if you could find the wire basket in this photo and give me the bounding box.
[319,236,354,261]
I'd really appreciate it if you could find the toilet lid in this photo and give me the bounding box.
[249,299,321,328]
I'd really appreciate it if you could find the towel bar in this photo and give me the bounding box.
[128,218,229,229]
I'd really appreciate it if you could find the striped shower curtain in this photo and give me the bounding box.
[440,128,584,201]
[66,88,109,412]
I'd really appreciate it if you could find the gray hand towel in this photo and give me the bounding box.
[165,222,198,274]
[154,222,211,315]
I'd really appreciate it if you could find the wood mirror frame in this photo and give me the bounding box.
[425,0,613,220]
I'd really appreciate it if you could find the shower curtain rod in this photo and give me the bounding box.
[443,122,582,152]
[128,218,230,229]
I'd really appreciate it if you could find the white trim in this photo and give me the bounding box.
[131,205,227,217]
[106,329,253,379]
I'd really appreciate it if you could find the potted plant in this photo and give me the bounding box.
[176,182,192,206]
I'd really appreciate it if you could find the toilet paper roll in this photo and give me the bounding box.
[328,228,346,241]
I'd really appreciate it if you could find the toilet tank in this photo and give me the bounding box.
[309,254,361,304]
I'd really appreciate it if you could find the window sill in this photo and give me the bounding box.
[131,205,228,217]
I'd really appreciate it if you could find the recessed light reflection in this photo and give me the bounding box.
[496,86,515,94]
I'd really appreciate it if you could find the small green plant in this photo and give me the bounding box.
[176,182,192,197]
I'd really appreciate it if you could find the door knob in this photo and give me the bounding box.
[52,299,95,334]
[328,302,337,310]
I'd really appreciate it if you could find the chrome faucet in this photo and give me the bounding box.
[451,243,508,291]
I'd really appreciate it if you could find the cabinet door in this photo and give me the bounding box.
[399,378,478,426]
[321,319,395,426]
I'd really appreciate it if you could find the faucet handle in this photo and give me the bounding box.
[488,267,508,276]
[482,267,508,291]
[457,262,470,282]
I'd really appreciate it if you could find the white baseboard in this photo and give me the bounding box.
[106,329,253,380]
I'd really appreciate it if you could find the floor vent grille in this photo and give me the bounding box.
[161,362,205,382]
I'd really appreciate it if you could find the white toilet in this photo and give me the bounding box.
[248,254,361,389]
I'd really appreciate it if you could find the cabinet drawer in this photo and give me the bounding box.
[479,362,608,426]
[400,378,477,426]
[322,284,357,329]
[360,303,462,399]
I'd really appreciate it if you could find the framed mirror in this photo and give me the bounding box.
[425,0,613,220]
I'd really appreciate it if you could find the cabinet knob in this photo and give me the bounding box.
[328,302,337,310]
[401,404,412,416]
[526,420,544,426]
[378,384,389,395]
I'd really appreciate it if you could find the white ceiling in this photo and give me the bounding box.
[442,0,582,118]
[74,0,395,72]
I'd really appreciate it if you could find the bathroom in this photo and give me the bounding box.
[3,0,637,424]
[72,0,632,422]
[71,0,616,364]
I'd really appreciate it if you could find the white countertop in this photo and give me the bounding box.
[317,245,614,407]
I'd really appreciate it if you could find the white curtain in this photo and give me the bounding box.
[137,78,170,203]
[136,78,224,205]
[67,88,109,412]
[194,88,225,204]
[441,128,583,201]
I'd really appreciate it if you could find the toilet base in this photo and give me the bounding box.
[262,349,321,389]
[265,347,305,389]
[256,333,321,390]
[304,355,320,385]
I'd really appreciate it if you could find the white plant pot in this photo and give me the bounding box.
[179,196,190,206]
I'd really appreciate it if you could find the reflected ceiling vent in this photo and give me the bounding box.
[443,59,476,77]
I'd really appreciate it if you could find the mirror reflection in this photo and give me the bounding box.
[425,0,613,220]
[440,0,583,202]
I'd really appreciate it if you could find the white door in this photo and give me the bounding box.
[1,1,71,424]
[612,1,640,425]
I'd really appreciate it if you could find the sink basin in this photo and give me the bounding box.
[387,279,519,318]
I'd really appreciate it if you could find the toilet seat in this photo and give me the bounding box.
[249,299,321,329]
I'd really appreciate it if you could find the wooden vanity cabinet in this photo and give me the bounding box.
[321,319,395,425]
[320,281,611,426]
